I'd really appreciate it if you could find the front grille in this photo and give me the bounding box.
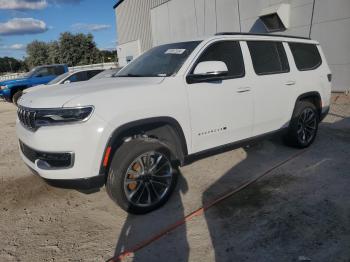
[17,107,37,130]
[19,141,74,169]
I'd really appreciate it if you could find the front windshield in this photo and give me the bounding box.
[117,41,201,77]
[91,68,121,80]
[24,67,38,78]
[47,72,70,85]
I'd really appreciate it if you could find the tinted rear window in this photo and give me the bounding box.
[247,41,289,75]
[289,43,322,71]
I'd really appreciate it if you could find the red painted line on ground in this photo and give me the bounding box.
[108,149,308,262]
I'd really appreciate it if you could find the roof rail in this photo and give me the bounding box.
[215,32,311,40]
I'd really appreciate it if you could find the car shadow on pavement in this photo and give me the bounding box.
[202,117,350,262]
[110,133,298,261]
[111,116,350,261]
[113,171,190,262]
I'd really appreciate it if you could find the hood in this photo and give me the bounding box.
[23,84,51,94]
[18,77,165,108]
[0,77,29,87]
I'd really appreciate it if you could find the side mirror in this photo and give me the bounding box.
[63,80,71,84]
[187,61,228,84]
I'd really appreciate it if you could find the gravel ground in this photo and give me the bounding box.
[0,95,349,262]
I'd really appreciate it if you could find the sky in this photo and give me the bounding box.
[0,0,118,59]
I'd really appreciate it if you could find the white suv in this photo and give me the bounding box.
[16,33,331,214]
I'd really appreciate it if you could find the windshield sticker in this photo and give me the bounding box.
[165,49,186,55]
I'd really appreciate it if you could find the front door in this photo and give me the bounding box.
[186,41,254,153]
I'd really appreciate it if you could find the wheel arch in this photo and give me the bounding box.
[10,85,28,97]
[99,117,188,178]
[294,91,322,118]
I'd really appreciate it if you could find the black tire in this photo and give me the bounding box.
[284,100,319,148]
[106,138,178,214]
[12,90,23,106]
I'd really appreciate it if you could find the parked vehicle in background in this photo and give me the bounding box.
[0,64,68,104]
[89,68,122,80]
[16,33,331,214]
[49,69,103,85]
[23,69,104,95]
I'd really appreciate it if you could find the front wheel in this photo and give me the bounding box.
[284,101,319,148]
[12,90,23,106]
[106,138,178,214]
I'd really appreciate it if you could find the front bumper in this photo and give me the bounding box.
[26,164,105,190]
[16,112,113,185]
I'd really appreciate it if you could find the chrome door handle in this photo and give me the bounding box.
[285,81,296,86]
[237,87,251,93]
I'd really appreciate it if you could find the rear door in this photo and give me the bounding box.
[186,40,254,153]
[246,41,295,136]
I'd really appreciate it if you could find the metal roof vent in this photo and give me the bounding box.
[259,3,290,32]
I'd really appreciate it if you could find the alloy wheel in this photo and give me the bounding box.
[123,151,173,207]
[297,107,317,145]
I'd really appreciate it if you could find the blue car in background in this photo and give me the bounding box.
[0,64,68,104]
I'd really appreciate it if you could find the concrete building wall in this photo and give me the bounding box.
[115,0,170,66]
[310,0,350,92]
[115,0,350,91]
[117,39,141,66]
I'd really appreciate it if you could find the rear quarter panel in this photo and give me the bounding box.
[317,45,332,109]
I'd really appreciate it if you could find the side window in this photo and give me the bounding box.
[34,67,50,77]
[289,43,322,71]
[68,72,87,82]
[193,41,245,78]
[67,74,77,83]
[247,41,289,75]
[47,67,56,76]
[53,66,65,76]
[87,70,102,79]
[42,66,63,76]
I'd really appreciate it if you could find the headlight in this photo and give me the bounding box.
[0,85,8,90]
[17,106,94,129]
[35,106,94,126]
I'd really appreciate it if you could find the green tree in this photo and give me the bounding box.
[24,32,118,68]
[100,50,118,63]
[59,32,99,66]
[48,41,61,64]
[0,57,26,73]
[25,41,49,68]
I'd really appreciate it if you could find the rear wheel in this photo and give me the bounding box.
[284,101,319,148]
[106,138,178,214]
